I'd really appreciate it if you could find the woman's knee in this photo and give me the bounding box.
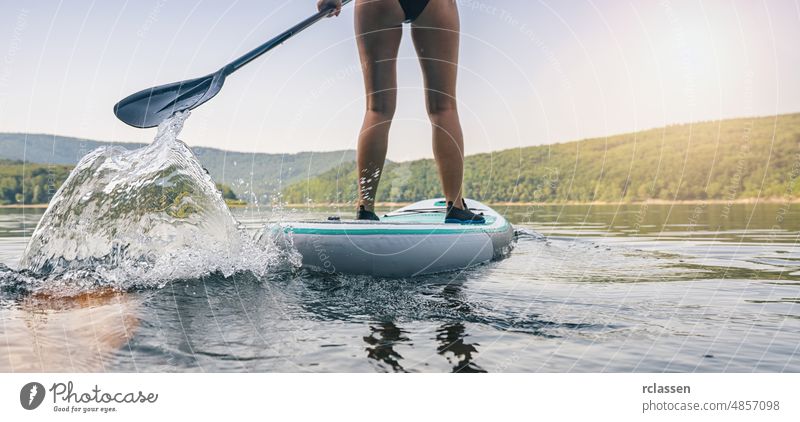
[426,96,458,120]
[365,95,397,118]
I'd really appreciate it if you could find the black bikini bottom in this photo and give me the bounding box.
[398,0,431,23]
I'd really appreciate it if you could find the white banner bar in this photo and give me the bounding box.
[1,373,797,421]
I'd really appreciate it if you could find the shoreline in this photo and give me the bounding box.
[284,197,800,208]
[0,204,49,209]
[3,197,798,210]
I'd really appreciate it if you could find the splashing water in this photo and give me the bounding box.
[17,111,299,293]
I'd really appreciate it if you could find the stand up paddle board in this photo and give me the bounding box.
[281,198,514,277]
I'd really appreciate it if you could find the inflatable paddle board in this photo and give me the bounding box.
[281,198,514,277]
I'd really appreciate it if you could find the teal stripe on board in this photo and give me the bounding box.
[284,220,509,236]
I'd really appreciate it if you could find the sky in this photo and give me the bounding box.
[0,0,798,161]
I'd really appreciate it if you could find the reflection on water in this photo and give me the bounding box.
[0,289,138,372]
[434,282,486,373]
[364,322,411,373]
[361,282,489,373]
[1,204,799,372]
[436,323,486,373]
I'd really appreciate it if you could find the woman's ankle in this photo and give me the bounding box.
[446,197,464,210]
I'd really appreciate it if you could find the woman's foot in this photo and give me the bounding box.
[356,205,380,221]
[445,201,485,224]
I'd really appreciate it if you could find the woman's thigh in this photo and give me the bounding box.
[355,0,406,111]
[410,0,460,112]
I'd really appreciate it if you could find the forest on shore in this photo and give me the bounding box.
[4,113,799,207]
[0,160,242,206]
[283,114,800,205]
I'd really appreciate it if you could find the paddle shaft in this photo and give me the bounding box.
[225,0,353,75]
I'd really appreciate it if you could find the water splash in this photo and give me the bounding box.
[16,111,299,294]
[514,227,546,241]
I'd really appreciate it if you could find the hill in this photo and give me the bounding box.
[283,113,800,204]
[0,133,355,202]
[0,159,73,205]
[0,159,249,206]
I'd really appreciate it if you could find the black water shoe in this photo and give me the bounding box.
[445,201,485,224]
[356,205,380,221]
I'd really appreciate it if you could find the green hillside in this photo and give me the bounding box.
[283,113,800,204]
[191,147,357,203]
[0,160,72,205]
[0,159,245,206]
[0,133,355,201]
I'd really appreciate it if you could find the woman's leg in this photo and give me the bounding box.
[354,0,405,211]
[411,0,466,208]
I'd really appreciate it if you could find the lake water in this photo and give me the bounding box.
[1,203,798,372]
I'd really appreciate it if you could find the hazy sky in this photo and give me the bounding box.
[0,0,798,161]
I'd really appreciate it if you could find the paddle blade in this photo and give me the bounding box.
[113,70,226,128]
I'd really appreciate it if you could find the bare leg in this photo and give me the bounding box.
[412,0,466,208]
[354,0,405,211]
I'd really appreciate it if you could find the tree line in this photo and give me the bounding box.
[0,160,242,206]
[0,160,72,205]
[283,113,800,204]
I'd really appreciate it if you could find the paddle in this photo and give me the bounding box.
[114,0,353,128]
